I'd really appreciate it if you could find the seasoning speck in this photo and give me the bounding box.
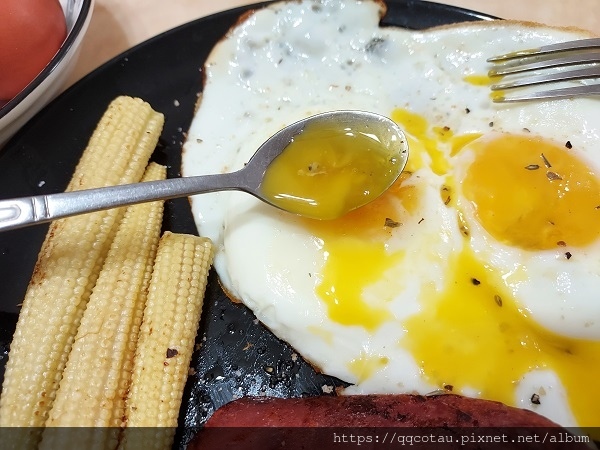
[465,108,471,114]
[541,153,552,168]
[546,171,562,181]
[565,141,572,149]
[565,252,572,260]
[471,278,481,286]
[557,240,567,247]
[418,218,425,224]
[488,121,494,127]
[525,164,540,170]
[385,218,401,228]
[531,393,541,405]
[166,348,178,358]
[494,294,503,307]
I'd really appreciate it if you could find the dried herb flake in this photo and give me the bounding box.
[384,218,401,228]
[546,171,562,181]
[541,153,552,168]
[494,294,503,307]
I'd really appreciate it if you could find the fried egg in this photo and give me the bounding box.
[182,0,600,430]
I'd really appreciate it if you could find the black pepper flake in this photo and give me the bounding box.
[488,121,494,127]
[465,108,471,114]
[444,384,454,391]
[565,252,572,260]
[541,153,552,168]
[471,278,481,286]
[565,141,573,149]
[557,240,567,247]
[494,294,503,307]
[385,218,401,228]
[531,393,541,405]
[522,127,531,133]
[443,126,451,132]
[546,171,562,181]
[166,348,178,358]
[418,218,425,224]
[524,164,540,170]
[365,37,386,53]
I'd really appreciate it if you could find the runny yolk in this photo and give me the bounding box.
[462,133,600,249]
[402,244,600,428]
[260,120,404,220]
[303,173,413,331]
[391,109,450,175]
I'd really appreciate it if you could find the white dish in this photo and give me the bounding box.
[0,0,94,147]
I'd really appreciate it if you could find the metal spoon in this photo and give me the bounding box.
[0,110,409,232]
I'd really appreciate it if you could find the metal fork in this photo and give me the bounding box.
[487,37,600,102]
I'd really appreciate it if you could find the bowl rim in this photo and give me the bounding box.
[0,0,94,121]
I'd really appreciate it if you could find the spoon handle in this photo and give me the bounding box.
[0,172,243,232]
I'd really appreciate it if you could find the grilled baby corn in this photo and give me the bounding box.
[39,163,166,450]
[119,232,214,450]
[0,97,164,448]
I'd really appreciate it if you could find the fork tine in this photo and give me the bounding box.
[488,51,600,76]
[491,66,600,90]
[487,37,600,62]
[492,84,600,103]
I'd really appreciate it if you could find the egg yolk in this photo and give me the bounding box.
[462,134,600,250]
[391,109,450,175]
[402,244,600,428]
[304,173,413,331]
[260,120,404,220]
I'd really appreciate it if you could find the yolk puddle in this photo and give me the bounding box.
[462,133,600,249]
[402,245,600,428]
[391,109,450,175]
[261,119,404,220]
[304,174,413,331]
[463,74,496,86]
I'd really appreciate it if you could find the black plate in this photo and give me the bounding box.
[0,1,495,447]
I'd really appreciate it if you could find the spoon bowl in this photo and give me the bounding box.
[0,111,408,231]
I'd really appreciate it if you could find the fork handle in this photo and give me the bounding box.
[0,172,242,232]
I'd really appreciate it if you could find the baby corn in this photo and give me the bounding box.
[39,163,166,450]
[0,96,164,445]
[119,232,214,450]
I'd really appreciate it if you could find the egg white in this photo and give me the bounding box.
[182,0,600,428]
